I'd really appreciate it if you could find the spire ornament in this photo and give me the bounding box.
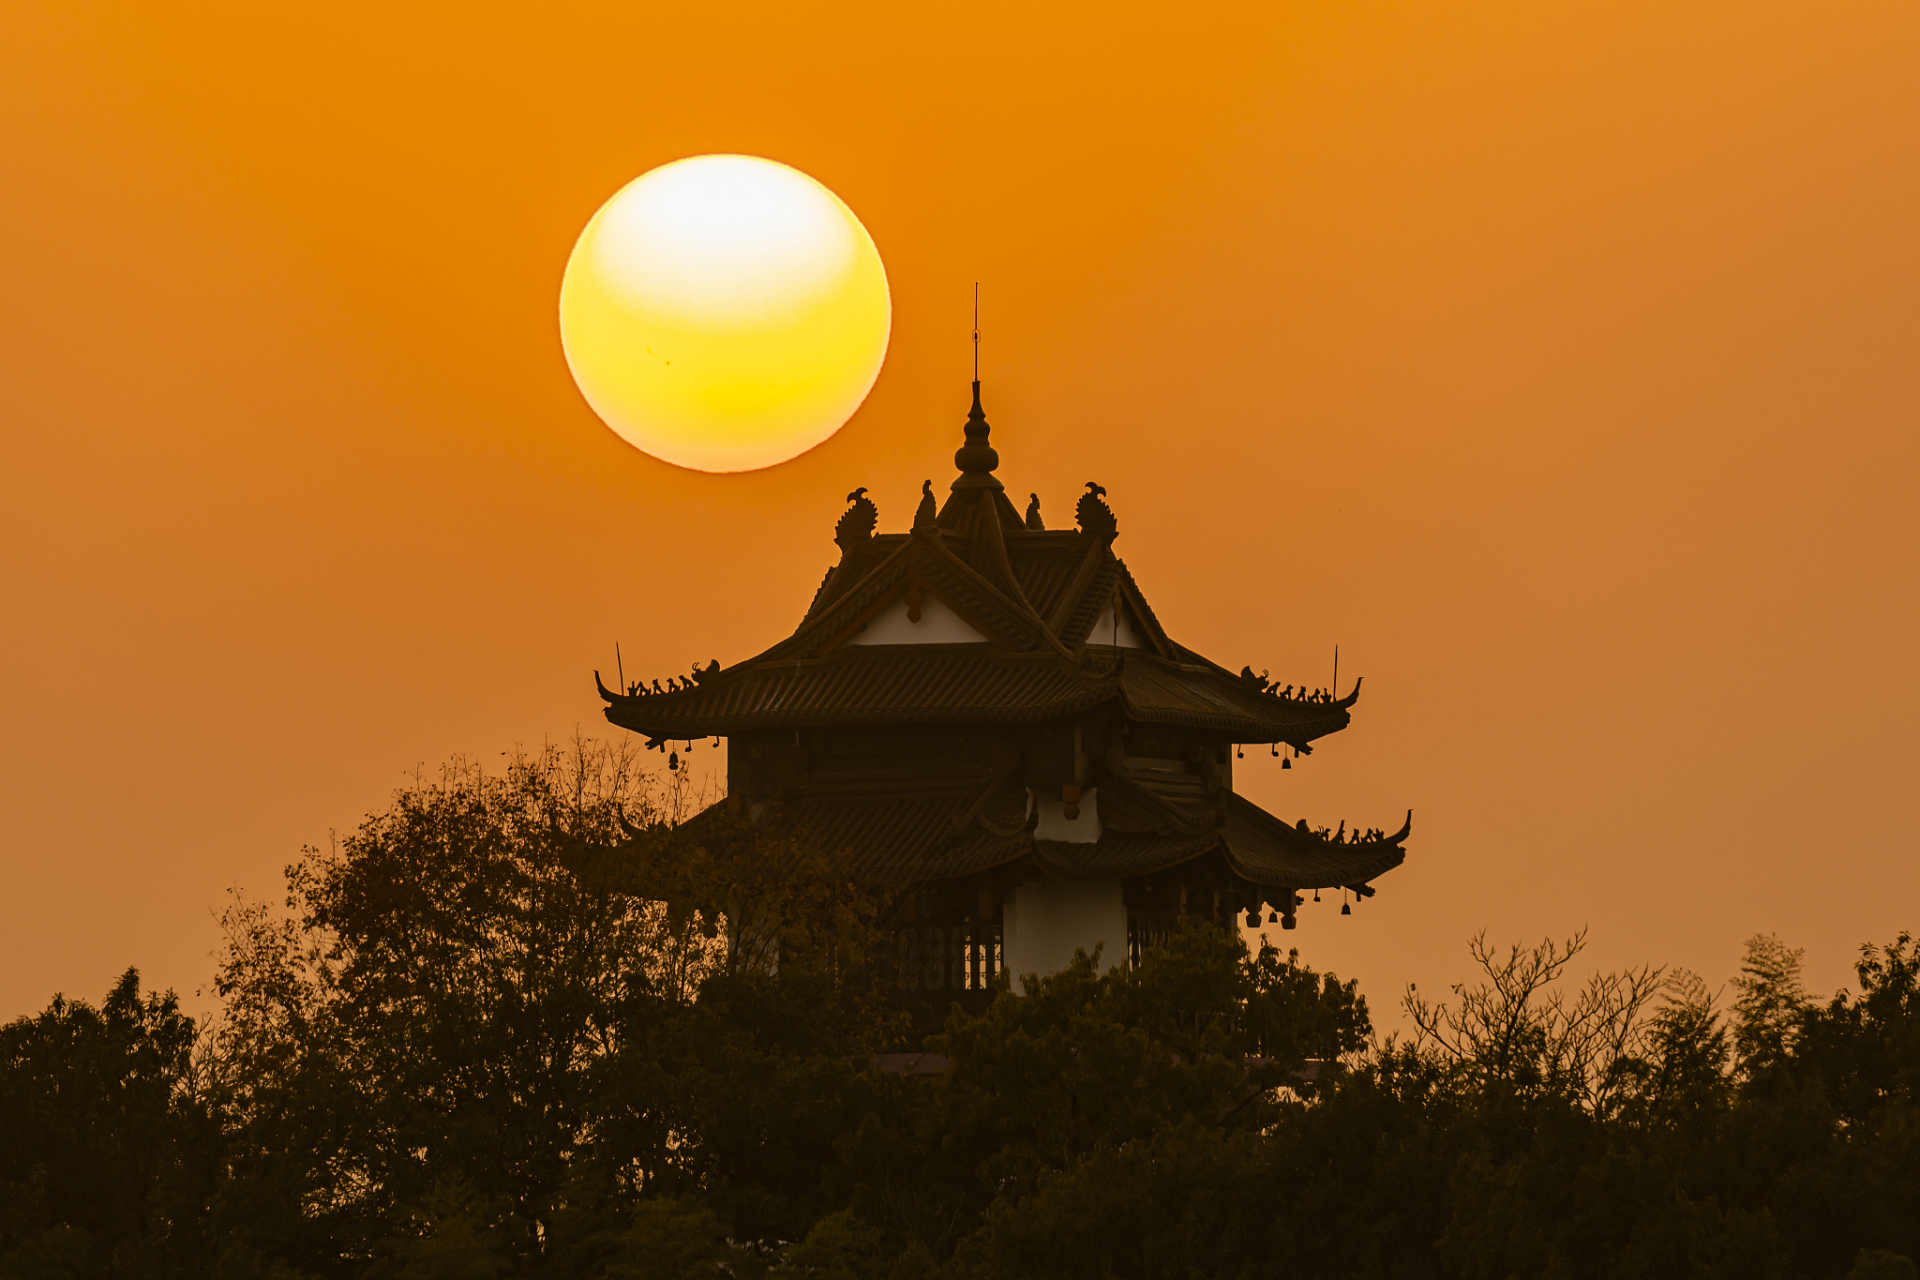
[951,292,1004,494]
[950,380,1001,490]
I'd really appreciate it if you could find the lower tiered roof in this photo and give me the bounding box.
[688,763,1408,892]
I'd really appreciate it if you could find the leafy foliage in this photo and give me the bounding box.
[0,969,217,1278]
[3,744,1918,1278]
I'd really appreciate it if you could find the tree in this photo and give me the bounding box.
[206,740,728,1274]
[0,970,217,1279]
[1732,933,1810,1077]
[834,924,1373,1269]
[11,734,1917,1279]
[1749,933,1920,1278]
[205,738,906,1276]
[1405,930,1665,1115]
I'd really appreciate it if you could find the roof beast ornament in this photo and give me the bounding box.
[1075,481,1117,541]
[835,486,878,548]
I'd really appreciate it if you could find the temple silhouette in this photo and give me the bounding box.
[598,382,1409,996]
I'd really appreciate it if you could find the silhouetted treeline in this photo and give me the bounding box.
[2,743,1916,1279]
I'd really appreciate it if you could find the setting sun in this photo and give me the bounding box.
[559,154,890,473]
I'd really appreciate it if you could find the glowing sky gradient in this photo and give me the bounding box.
[1,0,1916,1025]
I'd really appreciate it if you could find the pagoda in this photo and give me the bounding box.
[597,383,1409,996]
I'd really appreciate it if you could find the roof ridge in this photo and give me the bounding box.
[1098,767,1219,837]
[1046,537,1110,637]
[1057,558,1122,647]
[771,525,1080,662]
[973,490,1085,662]
[773,536,922,654]
[1110,559,1175,658]
[909,528,1080,662]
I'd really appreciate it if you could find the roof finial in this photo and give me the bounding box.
[972,282,979,381]
[952,285,1001,488]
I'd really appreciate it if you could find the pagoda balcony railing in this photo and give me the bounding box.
[1127,911,1180,970]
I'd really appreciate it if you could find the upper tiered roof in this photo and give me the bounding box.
[599,383,1364,750]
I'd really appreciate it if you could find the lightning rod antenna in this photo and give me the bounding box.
[972,282,979,381]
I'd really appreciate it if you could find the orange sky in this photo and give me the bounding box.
[3,0,1916,1023]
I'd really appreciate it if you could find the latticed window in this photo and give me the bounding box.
[898,920,1002,991]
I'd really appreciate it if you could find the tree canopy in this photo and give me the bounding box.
[2,741,1915,1279]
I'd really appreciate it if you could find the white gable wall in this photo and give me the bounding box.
[1088,598,1147,648]
[845,591,989,645]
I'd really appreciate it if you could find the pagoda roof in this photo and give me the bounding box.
[600,382,1359,747]
[685,772,1408,891]
[600,646,1354,742]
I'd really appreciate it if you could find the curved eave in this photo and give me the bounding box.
[1025,800,1408,889]
[1117,662,1354,744]
[1168,648,1367,744]
[599,649,1360,745]
[601,647,1108,739]
[1221,794,1410,889]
